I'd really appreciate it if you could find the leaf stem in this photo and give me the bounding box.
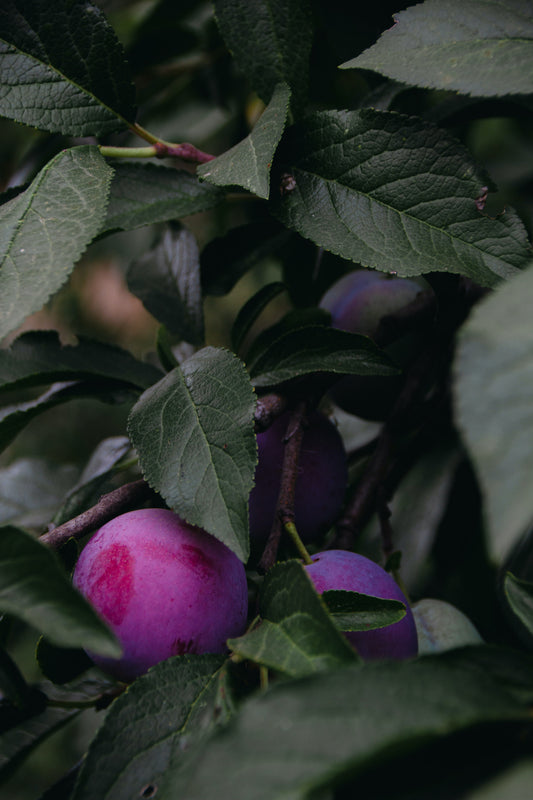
[284,520,312,565]
[259,665,269,690]
[98,145,158,159]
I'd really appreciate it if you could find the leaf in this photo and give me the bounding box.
[128,347,257,562]
[101,163,223,235]
[0,380,136,454]
[160,652,528,800]
[0,147,113,340]
[0,525,121,656]
[198,82,291,199]
[248,325,399,388]
[322,590,406,632]
[0,458,79,528]
[201,219,291,296]
[454,264,533,561]
[341,0,533,98]
[127,224,204,345]
[465,760,533,800]
[504,572,533,638]
[413,599,483,655]
[229,561,357,677]
[0,0,136,135]
[0,644,30,707]
[231,282,287,354]
[72,655,226,800]
[271,109,530,287]
[0,330,163,392]
[213,0,312,112]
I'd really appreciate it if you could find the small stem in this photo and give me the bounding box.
[98,145,158,159]
[283,520,312,565]
[259,665,269,690]
[40,479,156,549]
[129,122,161,145]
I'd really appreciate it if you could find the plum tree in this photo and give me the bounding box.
[248,411,348,547]
[73,508,248,681]
[319,270,428,419]
[304,550,418,660]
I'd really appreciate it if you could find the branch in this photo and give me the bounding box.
[254,392,288,432]
[40,479,156,549]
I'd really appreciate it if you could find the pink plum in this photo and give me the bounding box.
[249,411,347,547]
[305,550,418,660]
[73,508,248,681]
[319,270,425,420]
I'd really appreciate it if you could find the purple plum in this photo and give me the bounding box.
[305,550,418,660]
[73,508,248,681]
[249,411,347,547]
[319,270,426,420]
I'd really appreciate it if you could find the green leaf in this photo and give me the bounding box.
[128,347,257,562]
[231,282,287,354]
[213,0,312,112]
[101,163,223,235]
[0,146,113,340]
[413,598,483,655]
[248,325,399,388]
[322,590,406,632]
[341,0,533,98]
[0,526,121,656]
[72,655,226,800]
[0,644,30,707]
[127,224,204,346]
[201,219,291,296]
[0,458,79,528]
[0,331,163,392]
[0,380,136,454]
[161,652,527,800]
[0,0,136,135]
[465,760,533,800]
[454,264,533,561]
[229,561,357,677]
[198,82,291,199]
[271,109,530,287]
[504,572,533,638]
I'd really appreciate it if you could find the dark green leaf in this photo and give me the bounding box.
[0,331,163,392]
[0,458,79,528]
[213,0,312,112]
[198,82,291,199]
[0,526,121,656]
[0,147,113,340]
[201,219,291,296]
[36,638,93,685]
[101,163,223,235]
[0,0,136,135]
[0,380,136,454]
[342,0,533,98]
[72,655,226,800]
[0,645,30,707]
[127,224,204,345]
[229,561,357,677]
[248,325,399,388]
[53,436,132,527]
[128,347,257,562]
[161,652,527,800]
[271,109,530,287]
[454,264,533,561]
[231,282,287,354]
[504,572,533,638]
[322,590,406,632]
[465,760,533,800]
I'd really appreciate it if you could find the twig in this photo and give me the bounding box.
[254,392,288,432]
[40,480,156,549]
[258,403,307,572]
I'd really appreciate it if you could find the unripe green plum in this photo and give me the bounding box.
[319,270,426,420]
[249,411,347,547]
[73,508,248,681]
[305,550,418,660]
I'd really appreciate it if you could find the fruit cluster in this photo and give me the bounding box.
[74,270,428,680]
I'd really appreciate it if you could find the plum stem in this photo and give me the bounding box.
[284,520,312,565]
[260,665,269,690]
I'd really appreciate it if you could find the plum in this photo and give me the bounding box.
[249,411,347,546]
[73,508,248,681]
[319,270,427,420]
[305,550,418,660]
